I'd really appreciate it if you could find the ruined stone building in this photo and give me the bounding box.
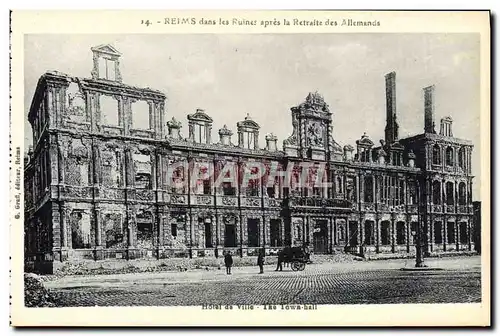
[24,45,476,272]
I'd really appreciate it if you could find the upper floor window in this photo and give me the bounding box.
[98,58,117,81]
[459,182,467,205]
[134,153,151,189]
[364,176,374,203]
[432,144,441,165]
[222,182,236,196]
[458,147,466,170]
[100,95,119,126]
[432,180,441,205]
[131,101,151,130]
[336,176,343,194]
[445,147,454,166]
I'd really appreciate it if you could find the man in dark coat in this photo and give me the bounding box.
[275,249,284,271]
[224,251,233,275]
[257,248,265,274]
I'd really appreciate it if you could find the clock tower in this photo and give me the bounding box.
[284,92,340,160]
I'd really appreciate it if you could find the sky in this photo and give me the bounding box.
[24,34,481,199]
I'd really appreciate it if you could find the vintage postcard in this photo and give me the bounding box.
[9,10,490,327]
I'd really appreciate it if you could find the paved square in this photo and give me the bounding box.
[45,256,482,306]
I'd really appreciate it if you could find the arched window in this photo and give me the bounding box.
[432,180,441,205]
[446,182,455,205]
[459,182,467,205]
[446,147,454,166]
[432,144,441,165]
[458,147,466,170]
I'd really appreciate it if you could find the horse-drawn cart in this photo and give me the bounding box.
[279,246,309,271]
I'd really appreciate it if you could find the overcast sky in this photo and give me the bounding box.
[24,34,481,199]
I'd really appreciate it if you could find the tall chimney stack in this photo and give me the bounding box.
[424,85,436,134]
[384,72,399,143]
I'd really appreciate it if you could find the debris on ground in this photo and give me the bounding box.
[24,273,58,307]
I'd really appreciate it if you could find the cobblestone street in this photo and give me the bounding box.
[45,256,482,306]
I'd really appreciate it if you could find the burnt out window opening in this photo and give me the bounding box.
[364,176,374,203]
[100,95,119,126]
[432,144,441,165]
[247,218,259,247]
[132,100,151,130]
[223,182,236,196]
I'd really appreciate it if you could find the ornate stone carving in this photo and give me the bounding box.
[245,197,261,207]
[170,194,186,204]
[221,196,237,206]
[196,195,212,205]
[306,122,324,147]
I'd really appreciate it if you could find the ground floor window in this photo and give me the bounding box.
[204,222,213,248]
[459,222,468,244]
[410,222,418,245]
[270,219,281,247]
[380,221,390,245]
[447,222,456,244]
[71,211,91,249]
[136,211,153,248]
[247,219,260,247]
[434,222,443,244]
[105,213,124,248]
[224,224,237,247]
[349,221,358,246]
[396,222,405,245]
[364,221,375,245]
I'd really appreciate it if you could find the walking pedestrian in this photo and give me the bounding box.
[257,248,265,274]
[224,251,233,275]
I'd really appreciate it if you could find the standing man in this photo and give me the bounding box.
[224,251,233,275]
[303,242,311,263]
[275,249,284,272]
[257,248,265,274]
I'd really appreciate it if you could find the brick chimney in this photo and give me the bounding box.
[384,72,399,143]
[424,85,436,134]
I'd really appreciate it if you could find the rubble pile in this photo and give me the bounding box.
[24,273,58,307]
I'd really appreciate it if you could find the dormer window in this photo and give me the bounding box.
[187,109,213,144]
[91,44,122,82]
[99,57,117,80]
[237,114,260,150]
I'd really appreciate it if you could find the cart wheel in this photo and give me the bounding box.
[298,262,306,271]
[291,261,300,271]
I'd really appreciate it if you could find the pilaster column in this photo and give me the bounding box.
[60,204,67,248]
[280,218,285,246]
[443,215,447,251]
[51,203,61,253]
[157,208,164,247]
[468,219,472,251]
[240,214,247,247]
[307,217,313,245]
[164,211,171,247]
[391,215,396,253]
[263,216,270,247]
[186,213,193,249]
[359,217,364,246]
[126,209,135,247]
[216,214,223,249]
[375,218,380,253]
[94,207,102,247]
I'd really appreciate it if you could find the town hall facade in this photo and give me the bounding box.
[24,45,477,273]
